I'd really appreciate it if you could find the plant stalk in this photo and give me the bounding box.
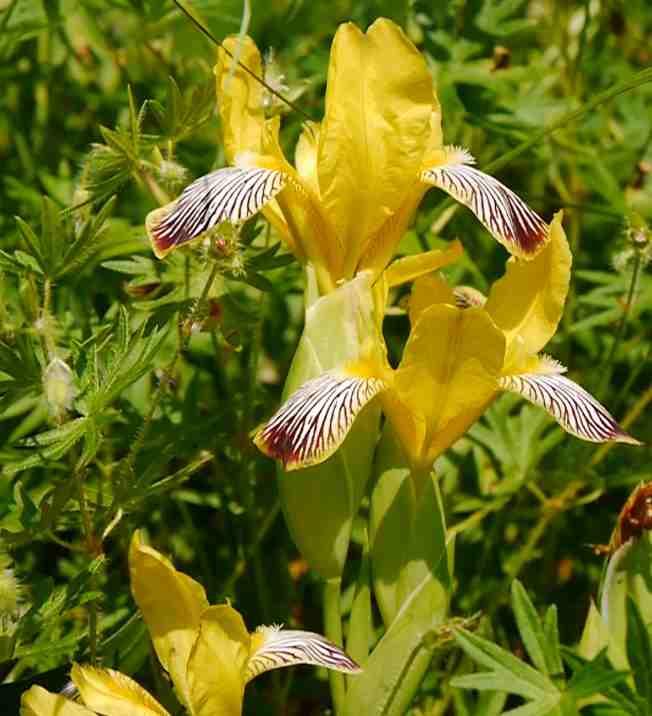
[598,248,642,398]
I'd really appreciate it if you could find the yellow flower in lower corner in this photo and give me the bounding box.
[255,212,640,472]
[21,532,360,716]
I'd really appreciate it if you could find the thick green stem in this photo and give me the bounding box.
[324,577,346,715]
[385,645,435,716]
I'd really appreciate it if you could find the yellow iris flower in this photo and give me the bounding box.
[20,533,359,716]
[146,19,548,295]
[255,213,639,471]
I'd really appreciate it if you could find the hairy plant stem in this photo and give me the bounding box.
[240,293,274,623]
[113,261,221,501]
[74,463,99,664]
[221,500,281,595]
[324,577,345,715]
[598,249,642,398]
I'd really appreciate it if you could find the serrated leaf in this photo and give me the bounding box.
[15,215,44,267]
[343,574,447,716]
[241,270,273,291]
[501,696,562,716]
[566,658,629,699]
[58,196,117,278]
[453,628,558,700]
[511,580,549,674]
[543,606,563,676]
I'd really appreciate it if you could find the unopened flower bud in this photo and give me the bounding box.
[0,552,21,620]
[157,160,189,194]
[43,357,76,419]
[262,48,308,115]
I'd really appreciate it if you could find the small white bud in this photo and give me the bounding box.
[43,357,76,419]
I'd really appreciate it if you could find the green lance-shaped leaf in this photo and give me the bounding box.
[344,424,451,714]
[369,424,451,627]
[276,269,383,578]
[580,531,652,683]
[343,573,448,716]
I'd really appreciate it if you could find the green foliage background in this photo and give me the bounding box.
[0,0,650,713]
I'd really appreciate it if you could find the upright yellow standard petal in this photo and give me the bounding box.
[20,686,95,716]
[215,36,265,163]
[390,305,505,466]
[317,19,433,275]
[186,605,250,716]
[71,665,170,716]
[408,274,456,325]
[128,532,208,710]
[294,121,321,198]
[485,211,570,369]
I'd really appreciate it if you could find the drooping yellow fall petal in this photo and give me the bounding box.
[389,305,505,466]
[214,36,265,163]
[485,211,570,369]
[71,665,170,716]
[317,19,434,275]
[20,686,95,716]
[186,605,250,716]
[128,532,208,710]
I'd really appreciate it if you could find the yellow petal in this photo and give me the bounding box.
[421,107,444,166]
[317,19,433,274]
[485,211,570,369]
[391,305,505,466]
[128,532,208,709]
[356,182,429,279]
[20,686,95,716]
[294,121,321,198]
[186,605,250,716]
[214,36,265,163]
[408,274,456,325]
[383,240,463,288]
[71,665,169,716]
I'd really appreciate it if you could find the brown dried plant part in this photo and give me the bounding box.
[593,482,652,556]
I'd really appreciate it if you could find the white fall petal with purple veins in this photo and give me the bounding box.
[147,167,286,257]
[499,370,641,444]
[245,625,362,682]
[422,146,549,258]
[254,370,387,469]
